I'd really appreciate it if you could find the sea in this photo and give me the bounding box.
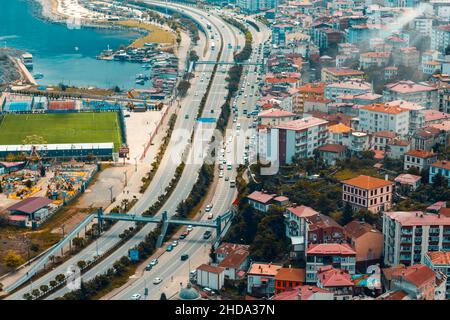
[0,0,146,89]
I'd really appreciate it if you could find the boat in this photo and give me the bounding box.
[135,74,149,81]
[33,73,44,80]
[142,64,151,69]
[135,79,145,85]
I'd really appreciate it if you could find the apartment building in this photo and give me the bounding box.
[305,243,356,283]
[321,67,365,83]
[404,150,438,172]
[383,80,438,110]
[359,51,391,69]
[429,160,450,186]
[267,117,329,164]
[424,251,450,298]
[324,80,373,100]
[247,262,283,297]
[358,103,410,135]
[292,83,325,115]
[383,211,450,267]
[431,24,450,54]
[342,175,393,214]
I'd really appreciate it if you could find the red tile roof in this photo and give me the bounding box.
[197,264,224,274]
[317,144,347,153]
[342,175,392,190]
[275,268,305,282]
[318,267,354,287]
[391,264,435,288]
[405,149,436,158]
[247,191,276,204]
[426,251,450,266]
[287,205,319,219]
[307,243,356,256]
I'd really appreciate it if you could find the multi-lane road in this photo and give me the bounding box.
[6,2,267,301]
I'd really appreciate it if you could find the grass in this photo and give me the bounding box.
[113,20,176,48]
[0,112,123,151]
[334,168,382,181]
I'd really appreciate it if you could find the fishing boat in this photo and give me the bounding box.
[33,73,44,80]
[141,64,151,69]
[135,79,145,85]
[135,74,149,81]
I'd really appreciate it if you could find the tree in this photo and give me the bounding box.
[4,250,25,269]
[77,260,87,270]
[23,293,33,300]
[72,237,85,249]
[49,280,57,288]
[40,285,49,294]
[55,274,65,283]
[160,292,167,300]
[31,289,41,298]
[341,202,354,225]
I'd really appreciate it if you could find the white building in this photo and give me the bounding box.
[358,103,410,135]
[324,80,373,100]
[383,80,438,110]
[431,24,450,54]
[265,117,329,164]
[196,264,225,291]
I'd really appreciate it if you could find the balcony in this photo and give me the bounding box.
[401,228,413,235]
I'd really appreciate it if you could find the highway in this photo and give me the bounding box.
[107,13,270,301]
[6,1,231,300]
[43,1,239,300]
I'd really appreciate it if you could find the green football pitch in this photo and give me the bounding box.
[0,112,123,150]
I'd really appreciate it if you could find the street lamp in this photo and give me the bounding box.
[134,156,138,172]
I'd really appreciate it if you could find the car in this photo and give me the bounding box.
[203,287,213,295]
[179,234,186,240]
[185,114,189,119]
[145,264,152,271]
[172,240,178,247]
[153,277,162,285]
[131,293,141,300]
[203,230,212,239]
[150,259,158,266]
[166,245,173,252]
[207,212,214,219]
[219,164,224,170]
[181,254,189,261]
[124,114,130,118]
[187,225,193,232]
[225,176,229,181]
[205,204,213,212]
[195,92,198,96]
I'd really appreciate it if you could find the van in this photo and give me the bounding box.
[203,287,213,295]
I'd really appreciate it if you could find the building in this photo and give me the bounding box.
[394,174,422,192]
[359,51,391,69]
[383,211,450,267]
[344,221,384,271]
[347,131,370,153]
[327,123,352,145]
[372,131,397,152]
[383,80,438,110]
[246,191,289,213]
[7,197,54,228]
[247,262,283,297]
[429,160,450,186]
[358,103,410,135]
[316,266,354,300]
[305,243,356,283]
[324,80,373,100]
[342,175,393,214]
[266,117,328,164]
[273,285,334,300]
[216,243,250,281]
[196,264,225,291]
[431,24,450,54]
[274,267,305,293]
[258,108,296,126]
[292,83,325,115]
[404,150,437,172]
[424,251,450,298]
[390,264,440,300]
[321,67,365,83]
[413,126,443,151]
[316,144,348,166]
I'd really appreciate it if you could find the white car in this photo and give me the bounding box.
[187,225,193,232]
[131,293,141,300]
[207,212,214,219]
[219,171,224,178]
[153,277,163,285]
[172,240,178,247]
[150,259,158,266]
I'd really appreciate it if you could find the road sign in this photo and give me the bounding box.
[128,249,139,262]
[119,146,130,158]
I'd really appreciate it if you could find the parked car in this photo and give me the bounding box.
[181,254,189,261]
[203,287,213,295]
[187,225,193,232]
[166,245,173,252]
[172,240,178,247]
[207,213,213,219]
[205,204,213,212]
[145,264,152,271]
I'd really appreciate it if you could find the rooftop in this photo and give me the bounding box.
[426,251,450,266]
[287,205,319,219]
[274,267,305,282]
[394,174,422,185]
[275,116,328,131]
[384,211,450,226]
[248,263,283,276]
[342,175,392,190]
[7,197,53,215]
[317,144,347,153]
[344,220,381,239]
[247,191,277,204]
[307,243,356,256]
[360,103,409,115]
[405,149,436,158]
[196,264,224,274]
